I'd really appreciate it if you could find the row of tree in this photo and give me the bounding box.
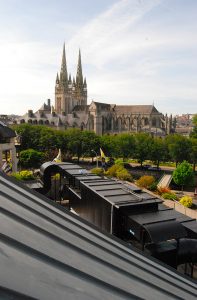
[13,123,197,169]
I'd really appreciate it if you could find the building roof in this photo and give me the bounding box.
[115,105,159,115]
[0,121,16,138]
[1,172,197,300]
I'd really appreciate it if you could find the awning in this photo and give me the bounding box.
[144,220,187,244]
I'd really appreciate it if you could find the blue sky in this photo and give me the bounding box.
[0,0,196,116]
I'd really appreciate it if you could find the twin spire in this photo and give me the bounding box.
[59,43,68,85]
[57,43,86,90]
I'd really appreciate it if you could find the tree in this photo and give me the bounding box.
[166,134,192,166]
[19,149,45,169]
[134,133,153,166]
[100,134,117,158]
[172,161,194,190]
[150,137,168,168]
[190,137,197,171]
[65,129,100,162]
[190,114,197,138]
[113,133,135,161]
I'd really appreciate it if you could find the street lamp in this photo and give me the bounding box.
[91,150,98,168]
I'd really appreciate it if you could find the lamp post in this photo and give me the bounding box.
[91,150,98,168]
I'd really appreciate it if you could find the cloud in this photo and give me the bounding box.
[0,0,196,115]
[66,0,197,115]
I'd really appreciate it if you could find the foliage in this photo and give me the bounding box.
[113,133,135,160]
[51,173,60,180]
[134,133,153,166]
[66,129,101,162]
[19,149,45,168]
[136,175,155,188]
[190,114,197,138]
[157,186,171,195]
[104,164,132,181]
[91,167,104,176]
[105,164,124,177]
[116,169,132,181]
[114,158,125,165]
[100,134,116,158]
[190,137,197,170]
[12,170,35,181]
[172,161,194,190]
[12,124,197,175]
[179,196,193,208]
[148,181,158,191]
[165,134,192,165]
[162,192,178,200]
[150,137,168,168]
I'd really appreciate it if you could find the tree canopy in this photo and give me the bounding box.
[172,161,194,190]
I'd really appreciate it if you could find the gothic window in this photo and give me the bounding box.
[20,119,25,124]
[33,120,38,124]
[28,119,32,124]
[89,116,94,131]
[107,117,112,130]
[133,118,137,127]
[125,118,130,130]
[118,118,122,131]
[45,120,49,125]
[145,118,149,126]
[57,97,61,112]
[39,120,43,125]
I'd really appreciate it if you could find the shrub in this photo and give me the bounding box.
[116,169,132,181]
[52,173,60,180]
[114,158,126,165]
[104,164,132,181]
[148,182,158,191]
[105,164,124,177]
[136,175,155,189]
[179,196,193,208]
[157,186,171,195]
[91,167,104,176]
[12,170,35,181]
[19,149,45,168]
[162,192,178,200]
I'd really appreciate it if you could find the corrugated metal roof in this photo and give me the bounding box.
[0,172,197,300]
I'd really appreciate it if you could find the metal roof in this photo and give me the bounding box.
[82,180,162,208]
[0,122,16,138]
[1,172,196,299]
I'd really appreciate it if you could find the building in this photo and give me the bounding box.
[175,114,195,136]
[16,44,175,136]
[0,121,17,172]
[1,170,197,299]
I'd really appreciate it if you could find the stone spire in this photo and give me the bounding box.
[59,43,68,87]
[56,72,59,84]
[76,49,83,87]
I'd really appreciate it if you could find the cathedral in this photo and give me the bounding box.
[17,44,175,136]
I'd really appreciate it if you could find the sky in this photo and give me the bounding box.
[0,0,196,116]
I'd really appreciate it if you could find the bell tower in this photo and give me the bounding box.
[55,45,87,114]
[55,43,70,114]
[74,49,87,106]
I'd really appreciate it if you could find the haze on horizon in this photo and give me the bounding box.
[0,0,196,116]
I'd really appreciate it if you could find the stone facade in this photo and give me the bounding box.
[16,45,175,136]
[0,122,17,172]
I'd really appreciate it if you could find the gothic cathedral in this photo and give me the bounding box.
[55,44,87,115]
[17,44,175,136]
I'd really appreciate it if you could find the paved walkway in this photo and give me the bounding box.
[157,174,172,188]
